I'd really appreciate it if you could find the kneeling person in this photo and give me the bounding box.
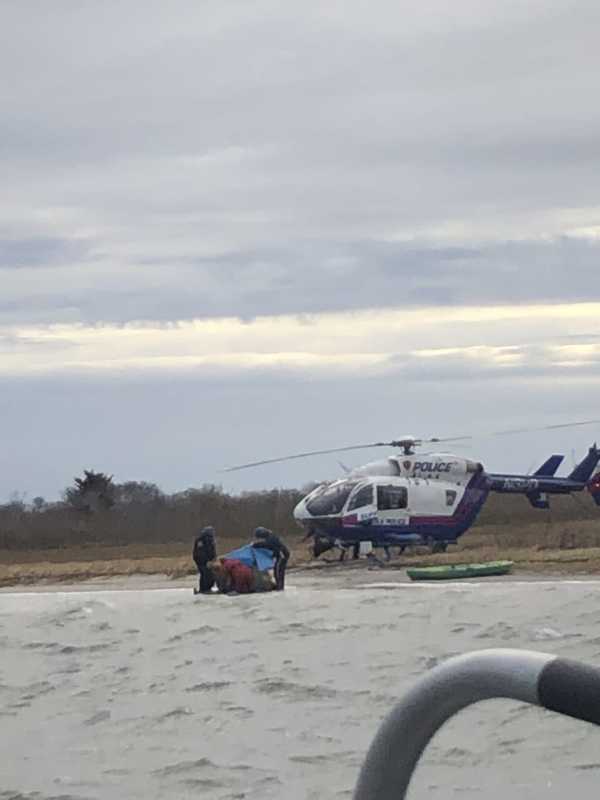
[211,558,255,594]
[252,527,290,591]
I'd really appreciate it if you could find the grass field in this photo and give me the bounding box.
[2,516,600,586]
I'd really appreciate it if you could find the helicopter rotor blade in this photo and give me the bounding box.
[423,435,472,445]
[222,442,394,472]
[489,419,600,438]
[434,420,599,454]
[222,419,599,472]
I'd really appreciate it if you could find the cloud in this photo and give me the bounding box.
[1,1,600,329]
[0,236,90,269]
[400,343,600,383]
[1,236,599,327]
[3,2,600,500]
[2,302,599,385]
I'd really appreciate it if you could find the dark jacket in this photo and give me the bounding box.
[193,532,216,566]
[253,532,289,561]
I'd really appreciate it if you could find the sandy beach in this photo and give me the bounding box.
[1,562,596,595]
[3,523,600,591]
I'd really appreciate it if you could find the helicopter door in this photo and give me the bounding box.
[376,484,410,527]
[346,483,377,524]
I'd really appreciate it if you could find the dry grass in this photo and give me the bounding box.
[388,546,600,575]
[2,480,597,588]
[2,518,600,586]
[0,556,195,587]
[0,533,310,587]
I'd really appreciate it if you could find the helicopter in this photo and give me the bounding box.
[225,421,600,559]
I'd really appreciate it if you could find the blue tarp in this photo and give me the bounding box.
[223,544,275,572]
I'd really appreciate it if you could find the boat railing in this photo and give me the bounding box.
[353,648,600,799]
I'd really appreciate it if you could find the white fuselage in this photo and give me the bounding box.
[294,452,484,526]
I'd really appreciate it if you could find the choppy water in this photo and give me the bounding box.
[2,573,600,799]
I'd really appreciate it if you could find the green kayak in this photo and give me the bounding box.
[407,561,514,581]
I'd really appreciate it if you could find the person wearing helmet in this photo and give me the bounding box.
[192,525,217,594]
[252,526,290,591]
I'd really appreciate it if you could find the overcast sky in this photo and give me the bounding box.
[2,1,600,502]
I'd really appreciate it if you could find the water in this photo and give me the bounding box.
[2,573,600,799]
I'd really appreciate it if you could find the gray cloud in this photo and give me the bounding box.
[3,2,600,498]
[1,1,600,325]
[1,236,598,325]
[0,237,90,269]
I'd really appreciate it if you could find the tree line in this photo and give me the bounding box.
[0,469,597,552]
[0,471,305,551]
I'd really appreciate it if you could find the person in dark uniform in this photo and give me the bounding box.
[252,526,290,591]
[192,525,217,594]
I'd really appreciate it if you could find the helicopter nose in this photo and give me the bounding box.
[293,498,314,531]
[293,498,309,520]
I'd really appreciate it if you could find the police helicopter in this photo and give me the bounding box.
[225,421,600,559]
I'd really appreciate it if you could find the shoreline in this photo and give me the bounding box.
[3,566,600,594]
[3,542,600,592]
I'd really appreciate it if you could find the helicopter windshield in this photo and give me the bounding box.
[306,481,360,516]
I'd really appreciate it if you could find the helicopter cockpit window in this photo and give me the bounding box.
[446,490,457,507]
[348,484,374,511]
[306,481,359,516]
[377,485,408,510]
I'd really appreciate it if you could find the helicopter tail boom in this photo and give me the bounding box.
[488,444,600,507]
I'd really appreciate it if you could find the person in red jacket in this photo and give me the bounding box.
[212,558,255,594]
